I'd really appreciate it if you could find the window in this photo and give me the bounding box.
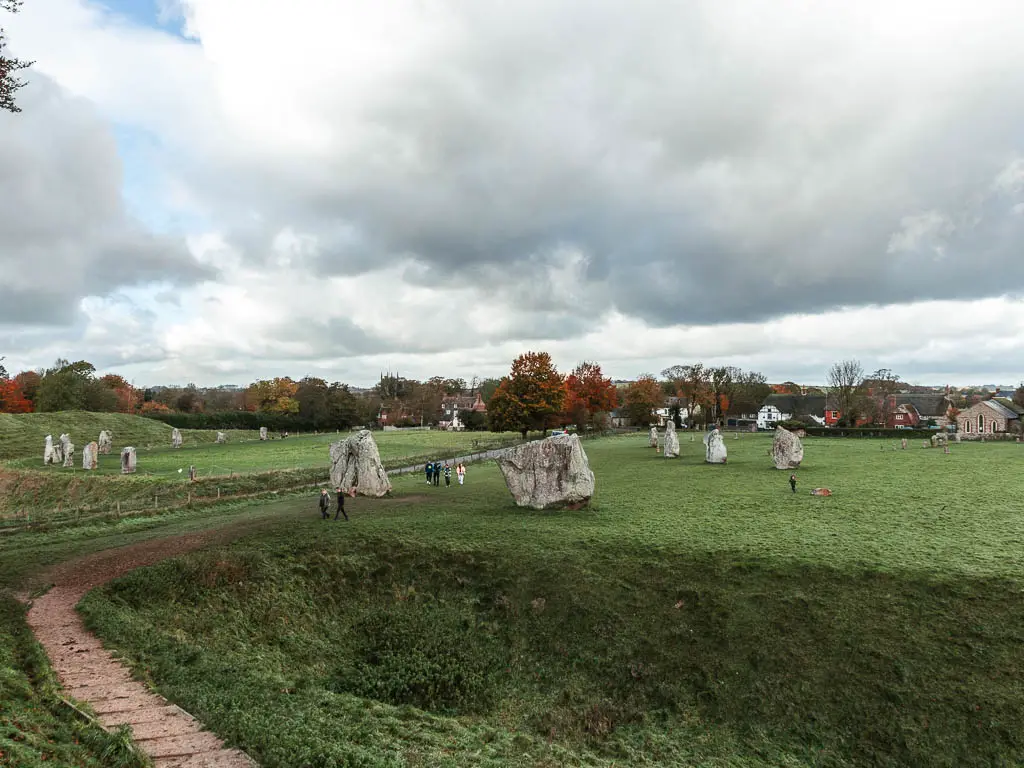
[988,421,994,433]
[964,421,970,433]
[978,414,984,432]
[895,414,903,421]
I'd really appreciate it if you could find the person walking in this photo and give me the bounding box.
[444,463,452,487]
[425,461,433,485]
[334,486,349,521]
[789,474,797,493]
[457,463,465,486]
[318,488,331,519]
[433,459,441,486]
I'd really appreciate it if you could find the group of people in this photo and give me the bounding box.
[319,486,354,521]
[425,460,466,487]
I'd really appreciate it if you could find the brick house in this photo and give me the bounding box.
[892,394,952,428]
[957,398,1023,435]
[439,392,487,428]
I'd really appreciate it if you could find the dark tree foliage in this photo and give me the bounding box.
[1,0,31,113]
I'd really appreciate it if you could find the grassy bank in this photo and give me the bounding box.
[0,411,253,461]
[77,435,1024,766]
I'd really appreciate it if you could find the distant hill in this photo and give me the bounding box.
[0,412,226,461]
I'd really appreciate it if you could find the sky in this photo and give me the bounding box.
[2,0,1024,389]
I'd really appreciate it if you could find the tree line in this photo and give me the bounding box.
[3,355,1021,434]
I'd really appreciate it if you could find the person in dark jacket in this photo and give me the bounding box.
[426,462,433,485]
[789,474,797,493]
[335,486,349,521]
[318,488,331,519]
[444,463,452,487]
[433,460,441,486]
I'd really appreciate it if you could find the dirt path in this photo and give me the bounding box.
[26,524,269,767]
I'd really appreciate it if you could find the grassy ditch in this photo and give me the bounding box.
[75,435,1024,766]
[79,534,1024,767]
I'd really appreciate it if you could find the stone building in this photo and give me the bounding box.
[957,398,1023,435]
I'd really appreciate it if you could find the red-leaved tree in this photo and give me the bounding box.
[0,377,32,412]
[563,361,617,432]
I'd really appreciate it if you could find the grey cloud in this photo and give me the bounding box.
[0,75,214,325]
[183,0,1024,336]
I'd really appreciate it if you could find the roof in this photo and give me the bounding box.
[760,394,826,416]
[989,398,1024,418]
[892,394,949,417]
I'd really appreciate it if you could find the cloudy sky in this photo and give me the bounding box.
[3,0,1024,388]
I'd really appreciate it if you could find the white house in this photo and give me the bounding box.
[756,394,827,430]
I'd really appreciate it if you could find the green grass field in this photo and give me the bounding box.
[73,434,1024,767]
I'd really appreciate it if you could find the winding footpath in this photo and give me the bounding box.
[26,530,262,767]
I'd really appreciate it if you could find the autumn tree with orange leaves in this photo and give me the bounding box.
[563,361,617,432]
[623,374,663,426]
[487,352,565,439]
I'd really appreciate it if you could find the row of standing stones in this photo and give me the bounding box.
[41,427,232,473]
[650,423,804,469]
[328,429,596,511]
[651,422,732,464]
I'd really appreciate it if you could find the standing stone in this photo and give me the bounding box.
[121,447,137,474]
[931,433,947,448]
[496,434,595,510]
[98,430,112,454]
[44,435,56,465]
[771,426,803,469]
[82,442,98,470]
[171,428,183,448]
[259,427,268,441]
[329,429,391,497]
[62,440,75,468]
[649,426,658,448]
[216,431,227,444]
[703,428,728,464]
[663,421,680,458]
[901,438,908,450]
[955,432,961,444]
[59,433,72,457]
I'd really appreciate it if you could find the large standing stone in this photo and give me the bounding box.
[121,447,137,474]
[329,429,392,497]
[649,426,658,448]
[663,421,680,458]
[259,427,268,441]
[931,432,947,448]
[496,433,595,510]
[62,439,75,468]
[955,431,961,443]
[171,428,183,448]
[771,426,803,469]
[703,428,728,464]
[216,431,227,444]
[98,430,112,454]
[82,441,98,470]
[44,435,56,465]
